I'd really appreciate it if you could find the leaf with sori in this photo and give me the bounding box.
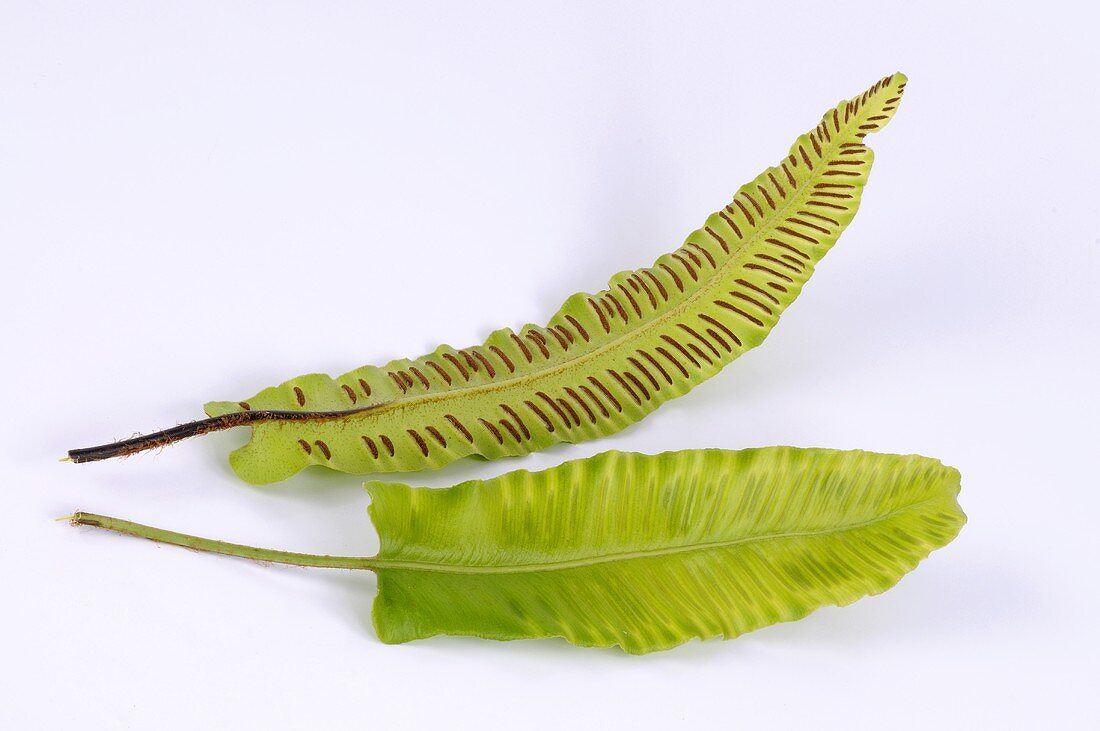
[70,446,964,654]
[69,73,908,484]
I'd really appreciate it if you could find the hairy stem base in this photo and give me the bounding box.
[66,404,388,464]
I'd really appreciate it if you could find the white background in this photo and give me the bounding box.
[3,1,1098,728]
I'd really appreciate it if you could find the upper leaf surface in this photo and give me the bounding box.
[207,73,908,483]
[366,446,963,653]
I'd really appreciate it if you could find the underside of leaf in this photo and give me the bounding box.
[367,447,963,654]
[204,73,908,483]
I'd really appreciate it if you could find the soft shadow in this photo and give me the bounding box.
[312,569,380,638]
[751,553,1028,650]
[346,624,746,664]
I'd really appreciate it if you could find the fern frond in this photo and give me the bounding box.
[70,73,907,483]
[69,446,963,654]
[368,447,961,653]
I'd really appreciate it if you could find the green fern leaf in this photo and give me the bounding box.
[70,447,964,654]
[367,447,961,652]
[70,73,908,483]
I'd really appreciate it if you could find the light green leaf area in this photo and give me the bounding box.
[367,447,963,654]
[207,73,908,484]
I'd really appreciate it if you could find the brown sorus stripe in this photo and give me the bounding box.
[445,414,474,442]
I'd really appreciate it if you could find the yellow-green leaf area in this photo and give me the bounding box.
[204,73,909,484]
[367,446,963,654]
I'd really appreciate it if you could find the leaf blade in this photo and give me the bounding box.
[210,73,908,483]
[368,446,963,654]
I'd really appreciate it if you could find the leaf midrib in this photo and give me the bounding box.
[371,497,939,575]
